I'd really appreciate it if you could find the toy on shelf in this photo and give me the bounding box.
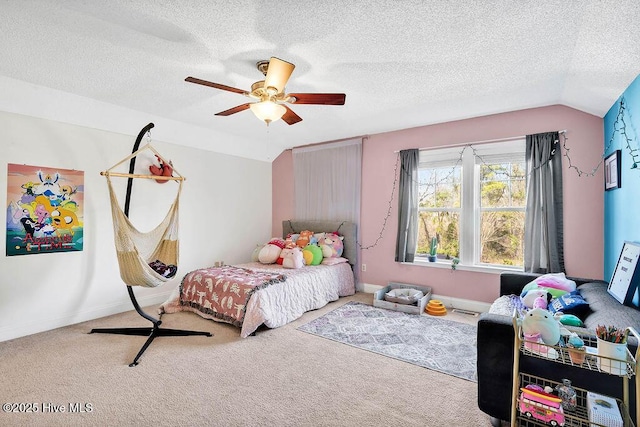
[426,299,447,316]
[566,334,586,365]
[521,307,561,359]
[518,384,565,426]
[511,309,640,427]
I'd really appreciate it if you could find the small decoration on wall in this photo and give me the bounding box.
[604,150,621,191]
[6,164,84,256]
[615,97,640,169]
[563,96,638,177]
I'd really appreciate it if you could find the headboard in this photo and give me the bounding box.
[282,220,357,267]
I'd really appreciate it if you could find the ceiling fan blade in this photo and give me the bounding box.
[288,93,346,105]
[264,57,295,94]
[215,103,251,116]
[185,76,246,95]
[282,106,303,125]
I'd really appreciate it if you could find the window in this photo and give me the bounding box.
[416,140,526,269]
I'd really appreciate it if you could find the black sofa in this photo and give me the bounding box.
[477,272,640,426]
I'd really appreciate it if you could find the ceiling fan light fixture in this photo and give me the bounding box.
[263,57,295,94]
[250,101,286,125]
[186,56,345,126]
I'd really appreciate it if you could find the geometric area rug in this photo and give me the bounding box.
[298,301,477,382]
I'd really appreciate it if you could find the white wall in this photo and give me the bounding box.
[0,111,272,342]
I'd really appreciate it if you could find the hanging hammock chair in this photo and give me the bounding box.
[106,174,181,288]
[89,123,211,367]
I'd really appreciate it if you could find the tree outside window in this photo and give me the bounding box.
[417,165,461,260]
[479,161,525,266]
[415,141,525,269]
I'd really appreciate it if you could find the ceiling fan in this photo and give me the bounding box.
[185,57,346,126]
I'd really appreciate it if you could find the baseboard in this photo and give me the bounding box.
[361,283,491,314]
[430,294,491,314]
[0,291,173,343]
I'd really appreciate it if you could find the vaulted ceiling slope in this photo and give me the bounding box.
[1,1,639,161]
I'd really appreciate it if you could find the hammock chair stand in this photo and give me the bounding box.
[89,123,212,367]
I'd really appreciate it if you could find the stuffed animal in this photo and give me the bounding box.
[251,244,262,262]
[521,273,577,298]
[258,238,285,264]
[281,247,304,269]
[149,155,173,184]
[296,230,314,248]
[522,308,560,346]
[520,289,550,309]
[302,249,314,265]
[276,240,288,265]
[532,296,547,309]
[303,244,323,265]
[284,237,296,249]
[318,232,344,258]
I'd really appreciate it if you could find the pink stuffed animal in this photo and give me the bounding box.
[282,247,304,269]
[533,296,547,309]
[318,232,344,258]
[521,289,549,310]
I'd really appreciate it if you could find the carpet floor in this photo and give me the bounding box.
[0,292,488,426]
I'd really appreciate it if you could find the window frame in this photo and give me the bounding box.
[415,139,526,272]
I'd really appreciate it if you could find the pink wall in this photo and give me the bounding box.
[272,105,604,303]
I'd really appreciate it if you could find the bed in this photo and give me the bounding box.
[159,220,357,337]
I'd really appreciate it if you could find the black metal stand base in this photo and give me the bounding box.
[89,286,212,367]
[90,123,212,367]
[89,320,212,367]
[90,326,212,337]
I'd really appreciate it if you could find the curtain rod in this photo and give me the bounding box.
[287,134,370,152]
[393,130,567,153]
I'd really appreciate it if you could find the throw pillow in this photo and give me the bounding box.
[548,291,590,318]
[321,257,348,265]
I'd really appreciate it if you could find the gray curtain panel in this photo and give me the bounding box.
[524,132,564,273]
[395,149,419,262]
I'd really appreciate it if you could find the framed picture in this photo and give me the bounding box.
[604,150,621,191]
[607,241,640,307]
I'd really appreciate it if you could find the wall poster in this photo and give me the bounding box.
[6,164,84,256]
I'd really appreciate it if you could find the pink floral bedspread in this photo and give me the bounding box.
[177,265,286,327]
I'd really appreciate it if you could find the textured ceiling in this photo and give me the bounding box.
[1,0,639,160]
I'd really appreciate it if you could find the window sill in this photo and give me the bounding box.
[408,259,524,275]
